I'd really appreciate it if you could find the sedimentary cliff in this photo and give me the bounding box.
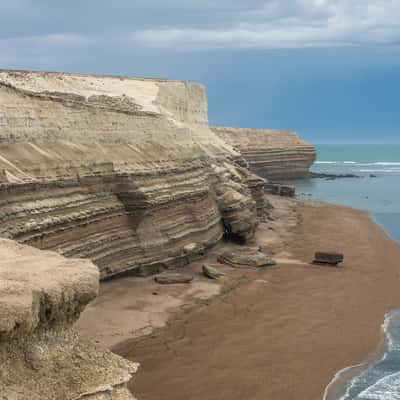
[0,70,266,279]
[212,127,316,180]
[0,238,139,399]
[0,70,272,398]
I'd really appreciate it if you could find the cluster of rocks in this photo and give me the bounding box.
[309,172,361,180]
[0,69,316,399]
[0,70,270,280]
[218,248,276,269]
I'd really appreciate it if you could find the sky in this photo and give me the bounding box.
[1,0,400,144]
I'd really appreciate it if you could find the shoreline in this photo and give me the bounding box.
[323,314,390,400]
[371,212,400,244]
[77,197,400,400]
[324,309,400,400]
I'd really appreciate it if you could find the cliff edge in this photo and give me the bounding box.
[0,70,316,399]
[212,127,316,180]
[0,70,267,280]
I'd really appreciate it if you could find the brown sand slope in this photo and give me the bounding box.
[119,202,400,400]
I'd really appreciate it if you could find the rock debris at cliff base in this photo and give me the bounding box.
[0,69,314,399]
[0,70,268,280]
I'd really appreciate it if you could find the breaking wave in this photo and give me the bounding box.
[359,169,400,173]
[315,161,400,166]
[324,310,400,400]
[313,161,400,175]
[357,372,400,399]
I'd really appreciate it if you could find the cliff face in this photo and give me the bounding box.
[0,70,271,398]
[211,127,316,180]
[0,70,266,279]
[0,238,139,399]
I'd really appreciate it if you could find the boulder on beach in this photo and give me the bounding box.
[155,272,194,284]
[218,249,276,269]
[313,252,344,266]
[202,264,226,279]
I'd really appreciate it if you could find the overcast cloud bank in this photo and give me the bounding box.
[1,0,400,53]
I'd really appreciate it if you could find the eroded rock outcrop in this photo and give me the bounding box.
[212,127,316,180]
[0,238,138,399]
[0,70,268,279]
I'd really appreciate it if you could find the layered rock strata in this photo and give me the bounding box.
[0,238,138,399]
[212,127,316,180]
[0,70,266,279]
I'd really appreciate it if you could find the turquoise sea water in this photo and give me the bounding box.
[291,144,400,399]
[293,144,400,240]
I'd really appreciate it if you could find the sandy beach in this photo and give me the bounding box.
[77,197,400,400]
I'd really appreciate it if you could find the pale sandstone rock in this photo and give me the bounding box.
[218,249,276,269]
[0,70,267,279]
[155,272,194,285]
[202,264,225,280]
[0,70,314,399]
[0,238,138,400]
[212,127,316,180]
[265,183,296,197]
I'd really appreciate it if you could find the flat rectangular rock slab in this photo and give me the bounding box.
[218,251,276,269]
[155,273,194,284]
[313,251,344,266]
[313,251,344,267]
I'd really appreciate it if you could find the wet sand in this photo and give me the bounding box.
[77,196,300,348]
[121,202,400,400]
[78,198,400,400]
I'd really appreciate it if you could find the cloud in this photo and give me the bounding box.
[131,26,351,50]
[131,0,400,49]
[0,0,400,69]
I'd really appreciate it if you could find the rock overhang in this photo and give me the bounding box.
[0,238,99,339]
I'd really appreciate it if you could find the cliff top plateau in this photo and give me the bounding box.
[0,69,314,399]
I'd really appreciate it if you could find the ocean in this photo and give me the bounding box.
[291,144,400,399]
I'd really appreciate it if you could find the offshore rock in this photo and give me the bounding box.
[0,238,138,400]
[212,127,316,180]
[310,172,361,180]
[0,70,268,279]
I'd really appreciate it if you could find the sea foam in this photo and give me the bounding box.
[357,372,400,399]
[323,312,398,400]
